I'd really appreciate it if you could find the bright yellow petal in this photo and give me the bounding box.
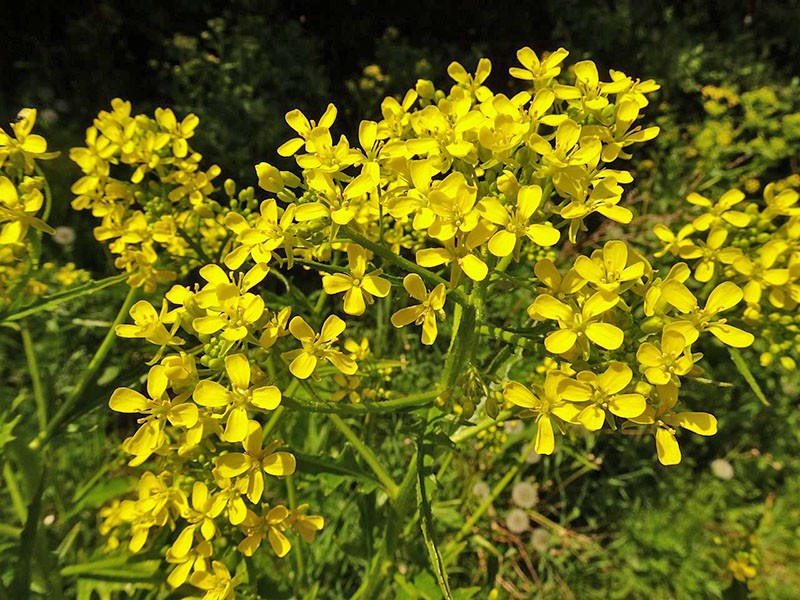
[503,381,538,408]
[251,386,282,411]
[655,428,681,465]
[225,354,251,390]
[535,416,555,455]
[585,323,624,350]
[545,329,577,354]
[263,452,297,476]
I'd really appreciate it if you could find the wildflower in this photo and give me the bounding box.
[711,458,735,480]
[636,329,697,385]
[189,560,237,600]
[193,353,281,442]
[505,508,530,534]
[214,421,296,503]
[560,362,646,430]
[283,315,357,379]
[238,505,292,557]
[502,373,581,454]
[479,184,560,257]
[511,481,539,508]
[529,291,624,356]
[662,281,754,347]
[687,189,751,231]
[391,274,447,345]
[322,245,390,315]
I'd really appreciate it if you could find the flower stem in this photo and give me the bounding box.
[329,414,400,500]
[20,324,47,435]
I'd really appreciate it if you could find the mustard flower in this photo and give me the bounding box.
[322,245,390,316]
[390,273,447,345]
[283,315,358,379]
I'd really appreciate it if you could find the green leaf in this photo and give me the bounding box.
[416,441,453,600]
[0,274,128,324]
[728,347,769,406]
[294,450,381,494]
[9,465,45,599]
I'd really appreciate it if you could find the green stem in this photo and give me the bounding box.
[478,325,537,347]
[176,226,212,263]
[285,476,305,583]
[34,164,53,223]
[20,325,47,435]
[450,408,518,445]
[2,463,27,522]
[283,389,437,416]
[32,285,138,448]
[329,414,400,500]
[341,226,469,307]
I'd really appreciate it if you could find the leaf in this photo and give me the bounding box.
[62,556,161,581]
[416,441,453,600]
[294,450,381,494]
[9,465,45,599]
[0,274,128,323]
[728,348,769,406]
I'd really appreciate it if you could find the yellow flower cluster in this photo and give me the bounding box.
[655,181,800,370]
[98,46,777,596]
[0,109,57,307]
[505,241,753,464]
[70,99,229,291]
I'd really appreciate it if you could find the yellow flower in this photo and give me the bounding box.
[170,482,226,558]
[224,199,296,269]
[238,505,292,557]
[573,240,647,295]
[629,382,717,465]
[529,291,623,356]
[0,108,57,173]
[390,273,447,345]
[193,263,268,341]
[214,421,296,503]
[636,330,697,385]
[509,47,569,89]
[189,560,237,600]
[166,539,212,589]
[193,353,281,442]
[479,184,560,257]
[154,107,199,158]
[732,246,790,305]
[652,223,695,258]
[278,103,338,157]
[661,281,754,347]
[116,299,183,347]
[678,227,741,282]
[447,58,493,102]
[287,505,325,543]
[0,175,55,243]
[109,365,198,465]
[322,245,390,315]
[502,372,581,454]
[560,362,646,430]
[687,189,751,231]
[415,226,491,283]
[283,315,358,379]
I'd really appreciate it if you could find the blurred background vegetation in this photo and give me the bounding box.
[2,0,800,597]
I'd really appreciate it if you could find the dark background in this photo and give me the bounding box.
[2,0,798,184]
